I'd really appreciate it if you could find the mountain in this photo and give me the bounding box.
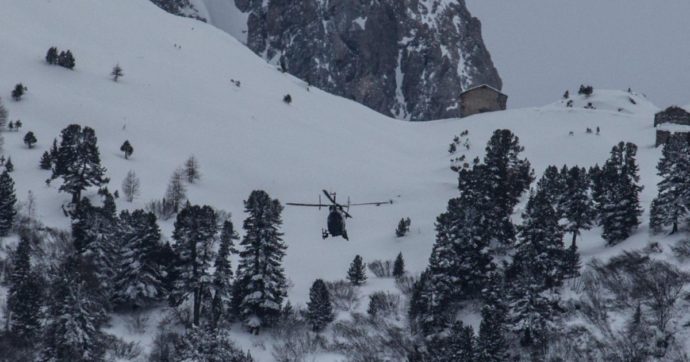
[158,0,502,121]
[1,0,684,360]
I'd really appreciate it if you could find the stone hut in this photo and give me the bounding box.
[460,84,508,118]
[654,106,690,147]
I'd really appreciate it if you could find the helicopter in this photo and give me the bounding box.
[286,190,392,240]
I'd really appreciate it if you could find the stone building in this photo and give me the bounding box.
[460,84,508,118]
[654,106,690,147]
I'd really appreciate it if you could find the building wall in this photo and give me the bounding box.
[460,87,507,117]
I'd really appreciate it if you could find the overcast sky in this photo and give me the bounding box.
[465,0,690,109]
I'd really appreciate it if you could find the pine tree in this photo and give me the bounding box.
[392,252,405,278]
[210,219,239,329]
[52,125,109,204]
[4,156,13,172]
[306,279,334,331]
[508,273,556,353]
[120,140,133,159]
[562,166,594,244]
[121,170,140,202]
[23,131,37,148]
[12,83,26,101]
[395,217,411,237]
[0,170,17,236]
[184,155,201,183]
[563,238,581,278]
[58,50,76,69]
[476,274,509,362]
[482,129,533,244]
[39,151,52,170]
[46,46,59,64]
[600,142,643,245]
[111,64,124,82]
[7,236,43,346]
[651,136,690,234]
[347,255,367,286]
[512,189,565,289]
[175,327,255,362]
[426,321,476,362]
[233,190,287,333]
[536,165,566,215]
[170,204,217,326]
[112,209,165,309]
[41,256,108,362]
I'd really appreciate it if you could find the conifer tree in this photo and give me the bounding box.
[4,156,13,172]
[170,204,217,326]
[7,236,43,346]
[306,279,334,332]
[426,321,476,362]
[512,189,565,289]
[0,170,17,236]
[41,256,108,362]
[562,166,594,244]
[0,97,7,130]
[651,136,690,234]
[113,209,165,309]
[536,165,566,214]
[395,217,411,237]
[476,274,509,362]
[120,140,133,159]
[563,238,581,278]
[175,327,255,362]
[600,142,643,245]
[347,255,367,286]
[482,129,533,244]
[233,190,287,333]
[58,50,76,69]
[52,125,109,203]
[12,83,26,101]
[392,252,405,278]
[184,155,201,183]
[46,46,59,64]
[210,219,239,329]
[23,131,37,148]
[38,151,50,170]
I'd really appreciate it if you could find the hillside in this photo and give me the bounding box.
[0,0,684,360]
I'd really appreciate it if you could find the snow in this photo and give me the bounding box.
[0,0,679,359]
[195,0,249,44]
[466,0,690,109]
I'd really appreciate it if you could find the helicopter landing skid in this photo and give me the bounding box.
[322,229,329,239]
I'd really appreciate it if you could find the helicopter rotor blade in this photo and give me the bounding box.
[322,189,337,205]
[285,203,330,207]
[347,200,394,206]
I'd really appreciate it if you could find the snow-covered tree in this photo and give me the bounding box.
[52,124,109,204]
[171,204,217,326]
[306,279,334,331]
[599,142,643,245]
[111,64,123,82]
[210,219,239,329]
[476,273,509,362]
[120,140,133,159]
[651,135,690,234]
[346,254,367,286]
[392,252,405,278]
[58,50,76,69]
[562,166,595,244]
[23,131,37,148]
[233,190,287,333]
[112,209,165,309]
[40,150,53,170]
[7,236,43,346]
[0,170,17,236]
[12,83,26,101]
[174,327,254,362]
[0,97,7,130]
[45,46,59,64]
[165,168,186,213]
[184,155,201,183]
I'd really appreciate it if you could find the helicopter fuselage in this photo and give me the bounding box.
[326,207,348,240]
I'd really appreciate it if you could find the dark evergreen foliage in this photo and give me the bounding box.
[57,50,76,69]
[233,190,287,333]
[306,279,334,331]
[112,209,165,309]
[12,83,26,101]
[0,170,17,236]
[346,254,367,286]
[651,135,690,234]
[175,327,255,362]
[425,321,476,362]
[476,273,509,362]
[7,236,43,346]
[4,156,13,172]
[578,84,594,96]
[52,124,109,203]
[599,142,643,245]
[170,204,217,326]
[120,140,133,159]
[395,217,411,237]
[211,219,239,329]
[40,151,52,170]
[562,166,595,244]
[111,64,124,82]
[23,131,37,148]
[392,252,405,278]
[46,46,59,64]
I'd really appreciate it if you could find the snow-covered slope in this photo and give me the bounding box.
[0,0,670,359]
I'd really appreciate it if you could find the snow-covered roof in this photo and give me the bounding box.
[461,84,506,97]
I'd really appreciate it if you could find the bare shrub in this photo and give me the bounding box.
[367,260,393,278]
[329,313,414,362]
[367,292,402,320]
[672,239,690,261]
[326,280,359,312]
[395,275,417,297]
[105,335,143,361]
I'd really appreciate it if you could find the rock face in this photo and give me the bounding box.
[236,0,501,121]
[153,0,502,121]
